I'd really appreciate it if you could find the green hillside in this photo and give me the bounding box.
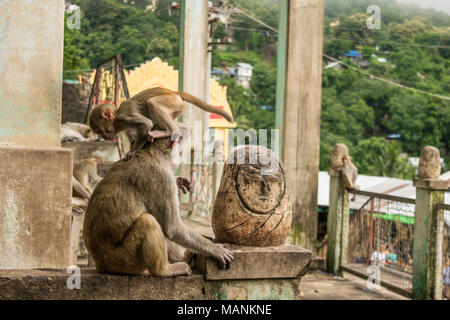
[64,0,450,177]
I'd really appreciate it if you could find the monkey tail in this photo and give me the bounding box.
[179,92,234,123]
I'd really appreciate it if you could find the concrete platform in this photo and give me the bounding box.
[301,271,408,300]
[0,269,304,300]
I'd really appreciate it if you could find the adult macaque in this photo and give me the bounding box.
[87,87,233,159]
[330,144,359,201]
[73,158,103,195]
[83,135,233,276]
[61,122,99,143]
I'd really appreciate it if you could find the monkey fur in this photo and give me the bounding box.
[341,156,359,190]
[83,137,234,276]
[73,158,103,196]
[87,87,233,159]
[61,122,99,143]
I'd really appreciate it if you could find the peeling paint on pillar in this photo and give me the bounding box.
[0,0,64,148]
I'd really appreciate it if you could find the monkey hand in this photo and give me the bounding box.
[212,244,234,269]
[176,176,191,194]
[124,151,136,161]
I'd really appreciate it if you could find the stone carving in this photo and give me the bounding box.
[419,146,441,179]
[330,143,359,189]
[212,146,292,246]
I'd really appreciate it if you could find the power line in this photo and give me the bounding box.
[323,53,450,101]
[229,9,450,101]
[228,25,277,34]
[234,6,279,34]
[326,37,450,49]
[64,63,142,74]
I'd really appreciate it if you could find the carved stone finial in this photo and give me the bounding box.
[212,145,292,247]
[419,146,441,179]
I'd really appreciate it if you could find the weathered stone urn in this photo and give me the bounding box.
[212,145,292,246]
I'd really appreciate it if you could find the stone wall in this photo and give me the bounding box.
[62,83,92,124]
[0,147,73,269]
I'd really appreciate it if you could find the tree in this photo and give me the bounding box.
[352,138,415,179]
[368,141,416,179]
[63,14,90,79]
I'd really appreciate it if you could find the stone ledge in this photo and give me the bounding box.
[413,178,449,190]
[195,244,312,280]
[62,141,120,163]
[0,269,303,300]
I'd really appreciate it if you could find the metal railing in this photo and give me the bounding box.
[342,189,415,297]
[440,196,450,300]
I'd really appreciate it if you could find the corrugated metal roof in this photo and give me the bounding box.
[318,171,449,209]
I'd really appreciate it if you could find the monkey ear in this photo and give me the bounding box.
[101,108,115,121]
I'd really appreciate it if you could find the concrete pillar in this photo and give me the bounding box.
[326,169,349,275]
[0,0,63,147]
[179,0,209,125]
[274,0,288,157]
[179,0,210,216]
[413,179,447,300]
[282,0,324,250]
[0,0,73,269]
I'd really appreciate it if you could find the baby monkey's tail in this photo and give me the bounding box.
[179,92,234,123]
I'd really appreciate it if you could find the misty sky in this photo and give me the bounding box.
[396,0,450,14]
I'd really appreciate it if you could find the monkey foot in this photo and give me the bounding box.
[166,262,192,277]
[147,129,172,143]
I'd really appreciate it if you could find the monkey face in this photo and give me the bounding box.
[92,119,116,140]
[88,104,117,140]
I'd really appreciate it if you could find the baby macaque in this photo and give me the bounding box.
[87,87,233,159]
[61,122,99,143]
[73,158,103,195]
[83,132,233,276]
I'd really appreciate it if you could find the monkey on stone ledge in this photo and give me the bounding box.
[83,131,233,276]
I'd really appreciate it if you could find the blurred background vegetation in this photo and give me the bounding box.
[64,0,450,179]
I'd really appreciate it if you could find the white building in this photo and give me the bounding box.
[234,63,253,89]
